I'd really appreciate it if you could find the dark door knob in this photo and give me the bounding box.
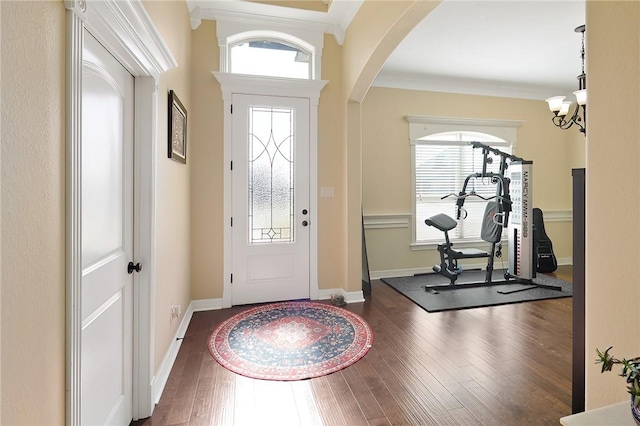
[128,262,142,274]
[302,209,308,215]
[302,221,308,227]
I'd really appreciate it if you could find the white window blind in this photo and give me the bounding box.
[415,132,511,243]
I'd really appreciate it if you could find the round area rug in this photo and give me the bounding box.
[208,301,373,381]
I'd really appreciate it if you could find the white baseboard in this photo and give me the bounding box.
[191,298,224,312]
[372,258,573,280]
[371,261,488,280]
[370,267,431,280]
[151,304,193,404]
[151,297,223,405]
[318,288,365,304]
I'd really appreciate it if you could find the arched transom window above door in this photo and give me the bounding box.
[216,21,324,80]
[230,38,312,79]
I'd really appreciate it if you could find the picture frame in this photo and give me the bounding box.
[168,90,187,164]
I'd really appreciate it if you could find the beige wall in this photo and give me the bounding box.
[186,1,439,298]
[1,0,4,418]
[0,1,194,422]
[342,0,436,291]
[0,2,66,424]
[142,0,193,373]
[189,20,224,300]
[317,34,347,290]
[188,27,348,298]
[1,0,633,421]
[362,87,575,273]
[585,0,640,409]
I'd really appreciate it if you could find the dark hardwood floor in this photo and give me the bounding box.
[134,266,573,425]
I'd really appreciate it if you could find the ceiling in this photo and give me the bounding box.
[375,1,586,100]
[190,0,586,101]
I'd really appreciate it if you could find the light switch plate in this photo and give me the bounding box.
[320,187,334,198]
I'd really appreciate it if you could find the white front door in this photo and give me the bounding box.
[232,94,310,305]
[81,30,134,425]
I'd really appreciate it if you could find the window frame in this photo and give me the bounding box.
[405,116,523,250]
[229,37,313,80]
[216,22,323,80]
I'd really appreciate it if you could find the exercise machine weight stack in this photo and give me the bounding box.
[502,161,536,293]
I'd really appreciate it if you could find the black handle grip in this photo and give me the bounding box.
[128,262,142,274]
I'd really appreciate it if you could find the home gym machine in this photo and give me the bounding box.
[424,141,562,294]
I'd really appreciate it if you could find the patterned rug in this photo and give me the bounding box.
[208,301,373,381]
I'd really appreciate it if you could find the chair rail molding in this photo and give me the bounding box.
[544,209,573,222]
[363,213,411,229]
[363,210,572,231]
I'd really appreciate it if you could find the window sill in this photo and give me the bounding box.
[410,238,508,251]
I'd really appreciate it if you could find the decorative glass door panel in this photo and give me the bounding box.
[232,94,310,305]
[249,106,295,244]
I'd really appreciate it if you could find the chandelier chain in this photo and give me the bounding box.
[580,30,585,76]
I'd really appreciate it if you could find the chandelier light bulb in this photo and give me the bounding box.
[574,89,587,106]
[545,96,566,113]
[558,101,572,117]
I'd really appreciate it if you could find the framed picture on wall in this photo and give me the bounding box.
[168,90,187,164]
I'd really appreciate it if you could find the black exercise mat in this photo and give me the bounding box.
[381,269,572,313]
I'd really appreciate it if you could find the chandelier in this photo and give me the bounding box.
[545,25,586,135]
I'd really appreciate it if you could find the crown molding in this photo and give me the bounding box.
[187,0,362,45]
[328,0,362,44]
[190,5,202,30]
[65,0,177,77]
[405,115,523,128]
[373,72,572,101]
[206,9,331,34]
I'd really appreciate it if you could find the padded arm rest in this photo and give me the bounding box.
[425,213,457,232]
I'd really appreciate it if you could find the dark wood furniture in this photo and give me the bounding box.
[572,168,586,413]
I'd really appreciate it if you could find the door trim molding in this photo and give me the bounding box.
[213,72,327,307]
[64,1,176,423]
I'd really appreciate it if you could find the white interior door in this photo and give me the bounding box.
[81,30,134,425]
[232,94,310,305]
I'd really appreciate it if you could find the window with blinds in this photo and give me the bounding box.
[415,131,511,243]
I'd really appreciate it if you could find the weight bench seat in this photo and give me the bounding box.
[449,247,490,259]
[426,213,490,259]
[425,213,457,232]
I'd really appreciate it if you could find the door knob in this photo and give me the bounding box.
[302,221,308,227]
[302,209,308,215]
[128,262,142,274]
